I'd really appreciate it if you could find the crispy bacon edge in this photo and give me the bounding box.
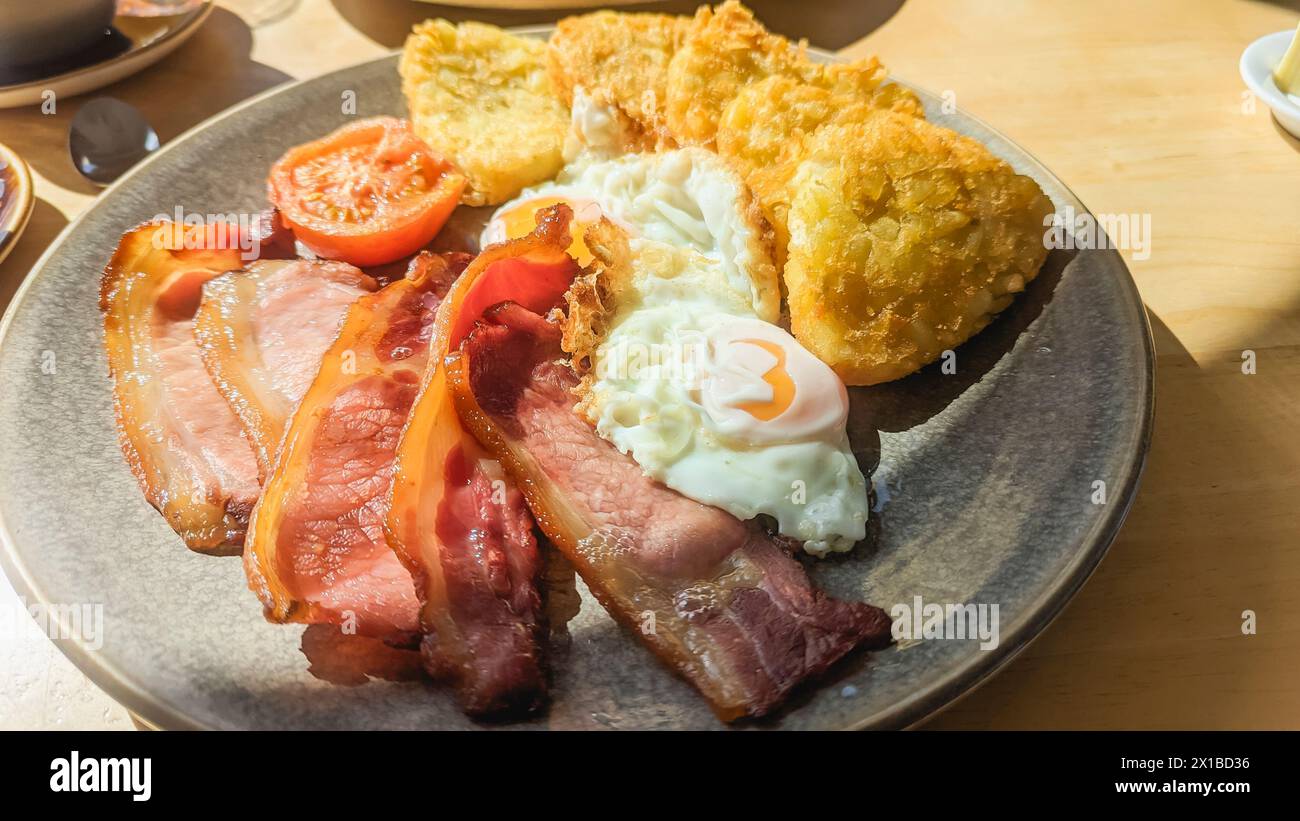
[385,206,579,716]
[100,221,254,554]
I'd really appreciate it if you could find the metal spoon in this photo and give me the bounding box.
[68,97,160,187]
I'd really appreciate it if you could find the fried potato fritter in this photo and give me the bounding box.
[548,11,690,146]
[783,113,1054,385]
[663,0,899,148]
[715,75,921,259]
[400,20,568,206]
[669,1,922,271]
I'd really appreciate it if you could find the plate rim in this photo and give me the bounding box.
[0,29,1155,731]
[0,140,35,266]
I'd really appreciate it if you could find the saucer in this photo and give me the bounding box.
[0,1,213,110]
[0,142,34,266]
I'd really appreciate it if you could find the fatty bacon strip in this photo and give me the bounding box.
[243,252,466,641]
[101,222,260,554]
[448,296,893,721]
[386,206,579,716]
[194,259,378,477]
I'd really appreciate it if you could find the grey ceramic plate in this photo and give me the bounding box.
[0,32,1153,730]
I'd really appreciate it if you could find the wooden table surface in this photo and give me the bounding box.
[1,0,1297,730]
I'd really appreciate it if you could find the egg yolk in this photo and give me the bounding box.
[494,196,603,266]
[699,317,849,444]
[733,339,797,422]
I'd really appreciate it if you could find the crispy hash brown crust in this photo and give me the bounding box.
[663,1,900,148]
[717,74,923,259]
[400,20,567,206]
[784,112,1055,385]
[548,10,690,147]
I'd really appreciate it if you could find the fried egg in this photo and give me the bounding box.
[483,135,866,555]
[483,144,780,321]
[590,300,867,555]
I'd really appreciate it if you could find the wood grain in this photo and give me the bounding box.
[0,0,1296,729]
[842,0,1300,729]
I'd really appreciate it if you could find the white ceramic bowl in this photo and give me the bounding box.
[1240,30,1300,139]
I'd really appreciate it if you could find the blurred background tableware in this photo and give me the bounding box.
[0,141,33,266]
[0,0,213,109]
[117,0,211,13]
[217,0,299,27]
[411,0,643,7]
[1240,28,1300,140]
[68,97,159,186]
[0,0,117,69]
[340,0,907,51]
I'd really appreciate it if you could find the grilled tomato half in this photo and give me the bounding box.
[268,116,465,266]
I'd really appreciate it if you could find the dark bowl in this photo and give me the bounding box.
[0,0,117,68]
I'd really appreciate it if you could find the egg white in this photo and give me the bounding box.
[485,123,868,555]
[485,147,779,323]
[589,297,868,556]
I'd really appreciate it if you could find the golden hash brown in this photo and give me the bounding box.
[715,74,923,259]
[784,112,1054,385]
[663,0,897,147]
[400,20,568,206]
[548,11,690,146]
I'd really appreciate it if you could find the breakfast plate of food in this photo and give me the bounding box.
[0,3,1152,729]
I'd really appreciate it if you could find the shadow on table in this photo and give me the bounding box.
[923,302,1300,728]
[1271,116,1300,153]
[0,7,292,196]
[333,0,908,50]
[0,198,67,312]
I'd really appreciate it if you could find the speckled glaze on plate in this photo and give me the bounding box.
[0,31,1154,730]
